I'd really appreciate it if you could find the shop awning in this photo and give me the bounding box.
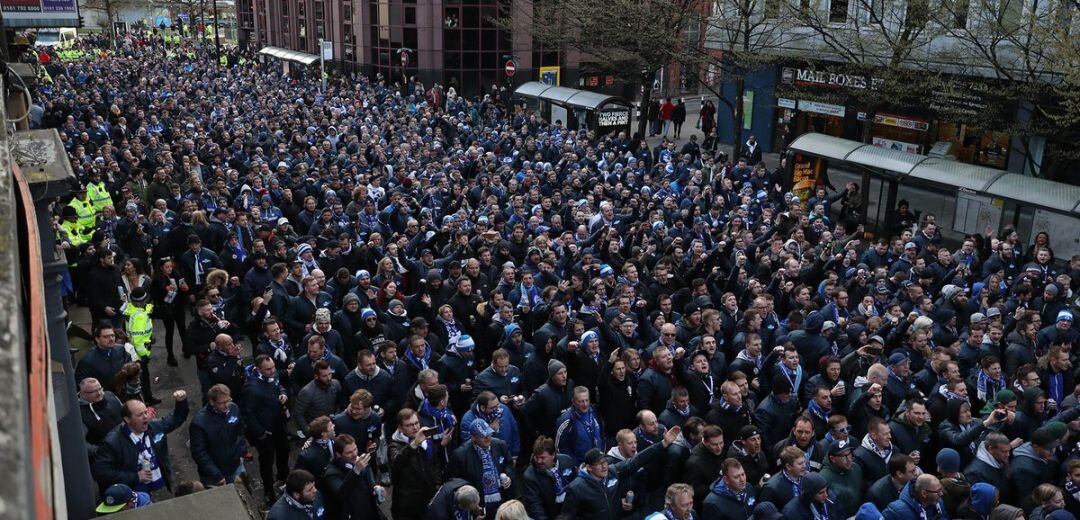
[514,82,627,110]
[258,46,319,66]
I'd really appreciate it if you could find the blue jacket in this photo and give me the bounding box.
[242,374,288,438]
[461,403,519,455]
[189,402,247,484]
[883,482,949,520]
[555,406,604,465]
[266,492,326,520]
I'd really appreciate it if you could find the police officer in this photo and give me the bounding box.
[122,287,159,405]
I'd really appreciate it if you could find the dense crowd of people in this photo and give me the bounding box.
[44,32,1080,520]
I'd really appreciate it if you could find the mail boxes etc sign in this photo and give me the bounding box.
[782,66,884,91]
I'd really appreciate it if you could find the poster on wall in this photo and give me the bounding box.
[2,0,79,27]
[1032,209,1080,260]
[872,136,922,154]
[952,191,1002,236]
[787,152,827,201]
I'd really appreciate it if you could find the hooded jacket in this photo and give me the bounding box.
[79,391,124,456]
[965,442,1010,503]
[1011,442,1056,513]
[971,482,997,519]
[781,472,845,520]
[883,481,949,520]
[889,410,932,456]
[702,478,757,520]
[820,457,865,515]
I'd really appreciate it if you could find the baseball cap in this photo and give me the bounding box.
[96,484,150,513]
[469,418,494,438]
[888,351,910,366]
[739,425,762,441]
[828,439,854,456]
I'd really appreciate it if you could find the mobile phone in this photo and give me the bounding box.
[421,426,440,436]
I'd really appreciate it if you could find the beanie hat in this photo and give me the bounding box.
[342,292,360,306]
[456,335,475,352]
[1045,421,1069,439]
[580,330,599,345]
[361,308,377,320]
[1032,427,1061,449]
[296,243,313,257]
[753,501,784,520]
[936,448,961,473]
[314,308,331,323]
[583,448,605,465]
[771,374,793,395]
[548,359,566,379]
[388,299,404,310]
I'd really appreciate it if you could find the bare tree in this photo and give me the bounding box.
[80,0,141,44]
[697,0,799,147]
[504,0,694,136]
[789,0,958,140]
[941,0,1080,175]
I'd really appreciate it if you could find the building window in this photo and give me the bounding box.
[441,0,512,95]
[829,0,848,22]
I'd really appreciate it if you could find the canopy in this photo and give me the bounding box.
[258,46,319,66]
[514,81,627,111]
[788,133,1080,215]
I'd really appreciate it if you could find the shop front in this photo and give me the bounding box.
[774,61,1015,170]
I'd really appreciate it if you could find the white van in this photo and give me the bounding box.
[34,28,78,48]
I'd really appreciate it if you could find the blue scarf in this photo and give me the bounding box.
[549,461,568,502]
[778,362,803,391]
[404,346,432,372]
[711,478,752,505]
[476,444,501,499]
[976,369,1006,402]
[810,501,832,520]
[474,403,502,424]
[572,407,603,452]
[420,399,456,435]
[807,399,831,422]
[518,282,542,308]
[782,470,802,497]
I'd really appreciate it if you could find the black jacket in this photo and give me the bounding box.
[1011,442,1056,513]
[854,445,890,485]
[296,439,336,477]
[523,381,573,439]
[702,482,758,520]
[207,350,247,400]
[705,400,754,444]
[242,375,289,438]
[888,414,931,456]
[557,440,667,520]
[343,366,396,411]
[472,365,525,401]
[597,370,637,437]
[426,478,471,520]
[867,475,903,510]
[80,392,125,456]
[964,456,1009,502]
[75,345,130,388]
[521,454,577,520]
[447,438,516,499]
[93,399,189,490]
[636,367,675,414]
[753,394,799,446]
[332,410,382,454]
[189,402,247,483]
[683,443,726,510]
[388,431,443,518]
[318,458,379,520]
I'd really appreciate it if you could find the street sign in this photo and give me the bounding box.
[321,40,333,60]
[505,60,516,77]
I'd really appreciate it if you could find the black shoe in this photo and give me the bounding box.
[167,355,178,367]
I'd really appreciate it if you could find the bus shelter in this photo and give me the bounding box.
[785,133,1080,260]
[513,81,632,137]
